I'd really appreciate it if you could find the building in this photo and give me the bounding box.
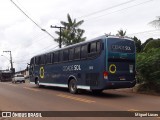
[15,69,29,79]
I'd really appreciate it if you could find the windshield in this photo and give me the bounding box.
[107,38,135,53]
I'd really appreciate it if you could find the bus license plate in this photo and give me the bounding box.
[119,77,126,80]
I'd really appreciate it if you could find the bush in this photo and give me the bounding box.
[143,39,160,52]
[136,48,160,92]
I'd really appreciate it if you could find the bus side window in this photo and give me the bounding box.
[74,46,80,60]
[69,48,74,61]
[88,42,96,58]
[88,41,101,58]
[35,56,40,65]
[90,42,96,53]
[40,55,45,65]
[35,57,37,65]
[59,50,63,62]
[52,53,54,63]
[63,49,69,62]
[38,56,41,65]
[81,44,88,59]
[54,51,59,63]
[97,41,101,53]
[46,53,52,64]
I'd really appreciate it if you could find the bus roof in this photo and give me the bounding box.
[32,35,133,58]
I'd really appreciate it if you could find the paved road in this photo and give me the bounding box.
[0,82,159,120]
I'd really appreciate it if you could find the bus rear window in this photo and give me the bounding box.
[107,38,135,53]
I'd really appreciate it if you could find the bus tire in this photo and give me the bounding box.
[69,79,78,94]
[36,79,43,88]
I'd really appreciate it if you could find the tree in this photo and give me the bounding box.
[55,14,86,46]
[117,29,126,36]
[143,39,160,52]
[136,48,160,92]
[141,38,153,51]
[132,36,142,53]
[149,16,160,28]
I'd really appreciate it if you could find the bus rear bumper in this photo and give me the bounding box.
[104,80,136,89]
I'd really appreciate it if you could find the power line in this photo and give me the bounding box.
[10,0,59,61]
[40,45,59,55]
[10,0,55,40]
[84,0,154,22]
[14,42,57,59]
[41,45,59,53]
[33,44,59,55]
[127,29,160,36]
[13,46,59,63]
[30,35,50,45]
[14,45,59,61]
[77,0,137,19]
[9,34,49,53]
[10,0,42,29]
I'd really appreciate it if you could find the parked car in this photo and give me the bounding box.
[12,74,25,83]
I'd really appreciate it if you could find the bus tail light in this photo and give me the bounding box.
[103,71,108,79]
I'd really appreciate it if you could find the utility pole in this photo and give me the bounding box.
[3,51,14,73]
[50,25,65,48]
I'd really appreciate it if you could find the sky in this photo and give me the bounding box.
[0,0,160,71]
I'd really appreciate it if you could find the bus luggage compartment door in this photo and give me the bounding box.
[108,61,135,82]
[106,61,136,88]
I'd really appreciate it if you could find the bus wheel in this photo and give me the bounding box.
[92,90,103,94]
[36,80,44,88]
[36,80,41,87]
[36,80,40,87]
[69,79,78,94]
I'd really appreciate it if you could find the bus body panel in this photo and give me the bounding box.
[103,38,136,89]
[29,36,136,92]
[31,48,106,89]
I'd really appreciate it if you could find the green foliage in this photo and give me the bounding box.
[141,38,153,51]
[132,36,142,53]
[136,48,160,92]
[143,39,160,52]
[55,14,86,46]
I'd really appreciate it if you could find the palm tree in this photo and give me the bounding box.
[117,29,126,36]
[149,16,160,28]
[55,14,86,46]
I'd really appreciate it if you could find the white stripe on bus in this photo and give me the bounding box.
[30,82,90,90]
[39,83,68,88]
[77,85,90,90]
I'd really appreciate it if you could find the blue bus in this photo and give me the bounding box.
[29,35,136,94]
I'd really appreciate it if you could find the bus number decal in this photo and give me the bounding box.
[89,66,94,70]
[40,67,44,78]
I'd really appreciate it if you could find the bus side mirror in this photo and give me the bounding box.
[26,66,29,71]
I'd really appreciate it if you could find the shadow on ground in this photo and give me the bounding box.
[32,85,132,99]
